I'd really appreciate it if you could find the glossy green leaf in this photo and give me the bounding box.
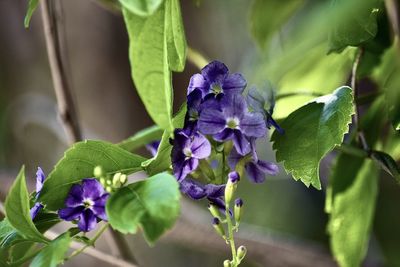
[118,125,163,152]
[24,0,39,28]
[328,0,381,53]
[106,173,180,244]
[271,86,354,189]
[30,233,71,267]
[123,4,173,131]
[165,0,186,71]
[249,0,304,49]
[142,104,186,175]
[119,0,163,16]
[327,159,378,267]
[5,167,47,244]
[39,140,146,211]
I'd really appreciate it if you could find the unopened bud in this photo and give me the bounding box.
[105,186,113,193]
[223,260,232,267]
[234,198,243,223]
[106,179,112,185]
[113,173,122,187]
[120,174,127,185]
[225,171,240,203]
[212,218,225,238]
[94,166,104,178]
[100,177,106,187]
[237,245,247,261]
[208,204,221,219]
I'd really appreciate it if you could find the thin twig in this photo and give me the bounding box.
[351,48,369,152]
[45,230,137,267]
[40,1,137,264]
[41,0,81,144]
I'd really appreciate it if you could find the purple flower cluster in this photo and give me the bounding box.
[171,61,280,202]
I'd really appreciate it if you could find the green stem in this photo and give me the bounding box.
[187,47,209,70]
[225,203,238,266]
[66,223,109,260]
[275,91,323,101]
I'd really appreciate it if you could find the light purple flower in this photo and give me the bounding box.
[198,94,266,155]
[228,144,279,183]
[30,167,46,220]
[58,179,109,232]
[187,61,246,98]
[171,129,211,181]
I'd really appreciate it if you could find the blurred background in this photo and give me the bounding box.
[0,0,399,266]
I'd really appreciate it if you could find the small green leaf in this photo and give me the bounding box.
[0,219,24,249]
[271,86,354,189]
[39,140,146,211]
[119,0,164,16]
[165,0,186,71]
[118,125,163,152]
[142,104,186,175]
[24,0,40,28]
[30,233,71,267]
[106,173,180,244]
[328,0,381,53]
[327,159,378,267]
[5,167,47,244]
[371,150,400,181]
[123,3,173,131]
[249,0,304,49]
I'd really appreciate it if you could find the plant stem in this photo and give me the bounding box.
[225,202,238,266]
[351,48,370,152]
[275,91,323,100]
[187,47,209,70]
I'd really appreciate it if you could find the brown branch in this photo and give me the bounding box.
[41,0,81,144]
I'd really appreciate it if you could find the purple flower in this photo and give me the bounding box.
[228,145,279,183]
[187,61,246,99]
[30,167,46,220]
[146,140,160,157]
[58,179,109,232]
[198,94,266,155]
[246,87,284,134]
[171,129,211,181]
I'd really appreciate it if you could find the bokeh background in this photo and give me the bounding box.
[0,0,399,266]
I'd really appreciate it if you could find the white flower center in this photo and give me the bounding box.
[226,117,240,129]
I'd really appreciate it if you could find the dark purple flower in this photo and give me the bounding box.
[246,87,284,134]
[235,198,243,207]
[228,145,279,183]
[198,94,266,155]
[187,61,246,99]
[30,167,46,220]
[146,140,160,157]
[58,179,109,232]
[171,129,211,181]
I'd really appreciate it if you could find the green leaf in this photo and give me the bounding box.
[328,0,381,53]
[271,86,354,189]
[30,233,71,267]
[119,0,164,16]
[24,0,39,28]
[123,3,173,131]
[39,140,146,211]
[118,125,163,152]
[327,159,378,267]
[106,173,180,244]
[165,0,186,71]
[142,104,186,175]
[249,0,304,49]
[5,167,47,244]
[371,150,400,181]
[0,219,24,249]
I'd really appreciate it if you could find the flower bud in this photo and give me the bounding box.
[120,174,127,185]
[225,171,240,203]
[100,177,106,187]
[105,186,113,193]
[93,166,104,178]
[237,245,247,261]
[234,198,243,223]
[112,173,122,187]
[212,218,225,238]
[223,260,232,267]
[208,204,220,219]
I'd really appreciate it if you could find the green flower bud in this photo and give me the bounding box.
[100,177,106,187]
[223,260,232,267]
[112,173,122,187]
[237,245,247,261]
[234,198,243,224]
[105,186,113,193]
[212,218,225,238]
[225,172,240,203]
[120,174,127,185]
[208,204,221,219]
[94,166,104,178]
